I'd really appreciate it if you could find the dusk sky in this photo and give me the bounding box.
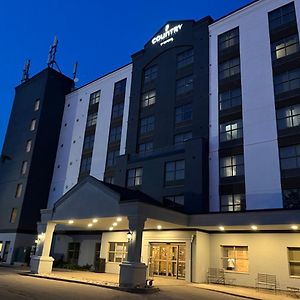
[0,0,253,151]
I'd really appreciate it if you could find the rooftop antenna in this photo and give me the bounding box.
[47,36,61,73]
[21,59,30,83]
[73,61,79,82]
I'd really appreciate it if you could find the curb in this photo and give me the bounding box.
[20,272,160,294]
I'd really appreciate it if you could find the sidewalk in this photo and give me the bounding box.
[191,283,298,300]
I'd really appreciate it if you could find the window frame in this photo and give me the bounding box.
[277,104,300,129]
[108,242,128,263]
[271,34,300,61]
[175,104,192,124]
[177,48,194,69]
[220,155,244,178]
[174,132,192,145]
[165,160,185,183]
[220,119,243,142]
[112,102,124,119]
[109,126,122,143]
[34,99,40,111]
[176,75,194,96]
[86,113,98,127]
[10,208,18,223]
[219,88,242,111]
[269,2,296,31]
[138,142,153,155]
[218,27,239,51]
[106,150,119,167]
[144,65,158,84]
[30,119,37,131]
[280,144,300,170]
[127,167,143,187]
[80,156,92,174]
[274,68,300,95]
[220,194,245,212]
[141,90,156,108]
[114,79,127,97]
[89,90,101,106]
[221,245,249,273]
[139,116,155,135]
[67,242,81,264]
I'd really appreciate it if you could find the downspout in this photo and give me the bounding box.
[190,234,195,283]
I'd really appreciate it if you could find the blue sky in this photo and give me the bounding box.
[0,0,253,151]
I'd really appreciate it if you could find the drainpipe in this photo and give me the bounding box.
[190,234,195,283]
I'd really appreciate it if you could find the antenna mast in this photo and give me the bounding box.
[21,59,30,83]
[47,36,61,72]
[73,61,78,81]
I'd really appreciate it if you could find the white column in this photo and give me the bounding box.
[30,222,56,274]
[119,216,147,289]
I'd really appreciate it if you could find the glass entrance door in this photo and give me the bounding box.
[149,243,186,279]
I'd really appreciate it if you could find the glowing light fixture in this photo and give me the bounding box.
[68,220,74,224]
[291,225,298,230]
[251,225,258,231]
[117,217,122,222]
[113,222,117,227]
[157,225,162,230]
[88,223,93,227]
[127,231,133,241]
[92,219,98,223]
[219,226,225,231]
[109,226,114,231]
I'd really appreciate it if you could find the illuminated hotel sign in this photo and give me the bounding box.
[151,24,183,46]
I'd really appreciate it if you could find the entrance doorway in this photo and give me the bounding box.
[148,243,186,279]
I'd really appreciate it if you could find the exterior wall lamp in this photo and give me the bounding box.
[127,231,133,242]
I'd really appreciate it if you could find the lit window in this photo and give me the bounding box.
[165,160,185,183]
[109,126,122,143]
[220,119,243,142]
[219,57,240,80]
[141,90,156,108]
[219,88,242,111]
[10,208,18,223]
[220,155,244,178]
[280,144,300,170]
[144,65,158,83]
[272,35,299,60]
[277,105,300,129]
[288,247,300,276]
[112,102,124,119]
[140,116,155,134]
[86,113,97,127]
[218,27,239,51]
[283,189,300,209]
[26,140,32,153]
[174,132,192,145]
[114,79,127,97]
[177,49,194,69]
[15,184,23,198]
[222,246,249,273]
[127,168,143,187]
[34,99,40,111]
[269,2,296,31]
[108,242,128,262]
[221,194,245,212]
[21,161,28,175]
[175,104,192,123]
[176,76,194,95]
[89,90,100,105]
[30,119,36,131]
[274,68,300,95]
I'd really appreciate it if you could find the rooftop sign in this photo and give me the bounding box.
[151,24,183,46]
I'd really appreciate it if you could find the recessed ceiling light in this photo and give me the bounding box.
[109,226,113,231]
[219,226,225,231]
[68,220,74,224]
[251,225,258,231]
[92,219,98,223]
[157,225,162,230]
[113,222,117,227]
[291,225,298,230]
[117,217,122,222]
[88,223,93,227]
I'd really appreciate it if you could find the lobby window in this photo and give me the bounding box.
[177,49,194,69]
[288,247,300,276]
[108,242,128,263]
[30,119,36,131]
[15,184,23,198]
[218,27,239,51]
[138,142,153,155]
[112,102,124,119]
[106,150,119,167]
[220,119,243,142]
[165,160,185,183]
[104,176,115,184]
[219,88,242,111]
[141,90,156,108]
[140,116,155,135]
[127,168,143,187]
[67,242,80,264]
[21,161,28,175]
[10,208,18,223]
[86,113,97,127]
[222,246,249,273]
[174,132,192,145]
[25,140,32,152]
[89,90,100,106]
[80,156,92,173]
[175,104,192,124]
[277,104,300,129]
[280,144,300,170]
[34,99,40,111]
[220,155,244,178]
[274,68,300,95]
[83,134,95,151]
[114,79,127,97]
[269,2,296,31]
[176,75,194,96]
[164,195,185,206]
[283,189,300,209]
[221,194,245,212]
[219,57,240,80]
[271,34,300,60]
[144,65,158,83]
[109,126,122,143]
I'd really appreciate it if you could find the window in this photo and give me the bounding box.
[127,168,143,187]
[283,189,300,209]
[34,99,40,111]
[288,247,300,276]
[140,116,155,134]
[104,176,115,184]
[10,208,17,223]
[175,104,192,123]
[274,68,300,95]
[112,102,124,119]
[109,126,122,143]
[0,242,2,253]
[269,2,296,31]
[277,104,300,129]
[218,27,239,51]
[106,150,119,167]
[177,49,194,69]
[15,184,23,198]
[220,155,244,178]
[138,142,153,155]
[220,119,243,142]
[280,144,300,170]
[141,90,156,108]
[25,140,32,152]
[271,34,300,60]
[108,242,128,263]
[89,90,100,105]
[86,113,97,127]
[221,194,245,212]
[144,65,158,83]
[80,156,92,173]
[21,161,28,175]
[114,79,127,97]
[219,57,240,80]
[174,132,192,145]
[30,119,36,131]
[176,75,194,95]
[164,195,185,206]
[219,88,242,111]
[165,160,185,183]
[83,134,95,151]
[67,242,80,264]
[222,246,249,273]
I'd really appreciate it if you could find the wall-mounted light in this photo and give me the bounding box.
[127,231,133,242]
[157,225,162,230]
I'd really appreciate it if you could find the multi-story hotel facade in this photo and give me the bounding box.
[1,0,300,290]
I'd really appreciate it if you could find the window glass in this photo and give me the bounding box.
[15,184,23,198]
[220,119,243,142]
[283,189,300,209]
[34,99,40,111]
[177,49,194,69]
[106,150,119,167]
[127,168,143,187]
[288,247,300,276]
[164,195,185,206]
[114,79,127,97]
[176,76,194,95]
[219,88,242,111]
[138,142,153,155]
[80,156,92,174]
[21,161,28,175]
[141,90,156,108]
[10,208,17,223]
[89,90,100,105]
[221,194,245,212]
[219,58,240,80]
[30,119,36,131]
[280,144,300,170]
[165,160,185,182]
[83,134,95,151]
[175,104,192,123]
[108,242,128,262]
[269,2,296,30]
[220,155,244,178]
[174,132,192,145]
[109,126,122,142]
[112,102,124,119]
[277,104,300,129]
[274,68,300,95]
[272,34,300,60]
[144,65,158,83]
[26,140,32,152]
[104,176,115,184]
[140,116,155,134]
[222,246,249,273]
[67,242,80,264]
[86,113,97,127]
[218,27,239,51]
